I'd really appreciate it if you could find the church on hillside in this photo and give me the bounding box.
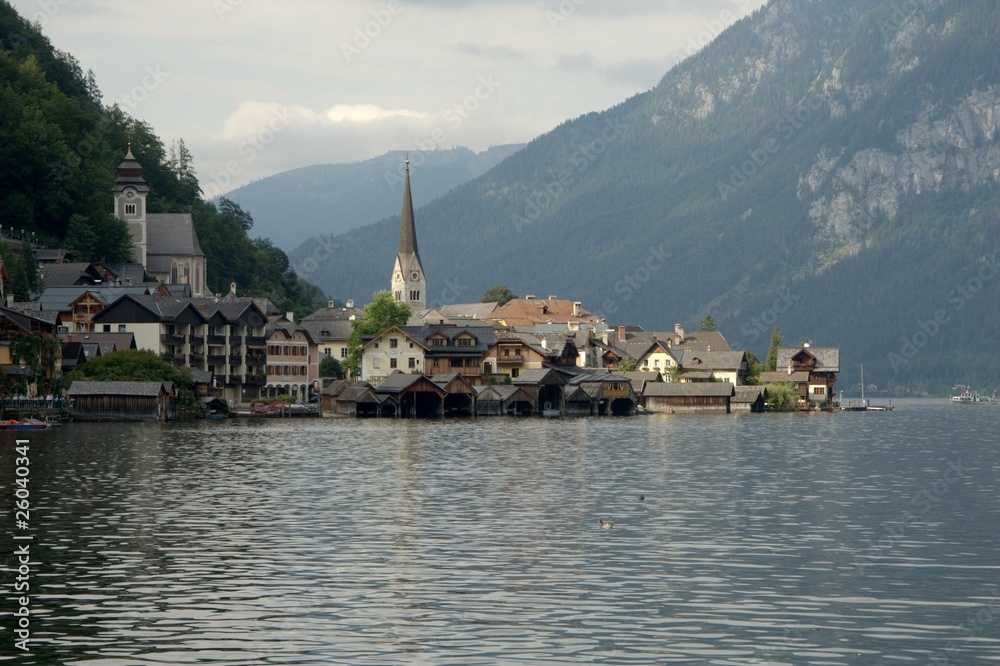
[114,146,207,297]
[390,159,426,312]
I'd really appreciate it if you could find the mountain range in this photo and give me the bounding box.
[223,145,523,250]
[284,0,1000,394]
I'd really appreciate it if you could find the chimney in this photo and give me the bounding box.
[328,300,336,309]
[674,323,684,347]
[617,325,627,342]
[548,294,557,300]
[286,312,294,323]
[346,299,355,308]
[573,301,581,317]
[541,338,548,350]
[230,282,237,295]
[525,294,535,300]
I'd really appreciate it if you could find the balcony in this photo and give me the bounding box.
[208,354,226,363]
[161,333,187,343]
[172,354,186,367]
[497,354,524,364]
[229,335,243,346]
[245,374,266,386]
[189,353,205,364]
[245,336,266,346]
[207,335,226,345]
[189,333,205,344]
[229,355,243,364]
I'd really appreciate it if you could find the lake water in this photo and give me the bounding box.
[2,399,999,664]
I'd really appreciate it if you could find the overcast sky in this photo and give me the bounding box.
[14,0,767,196]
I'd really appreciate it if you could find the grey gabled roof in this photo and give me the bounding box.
[733,386,768,403]
[147,213,204,258]
[375,371,426,394]
[38,285,150,312]
[643,382,735,398]
[513,368,566,386]
[677,350,747,371]
[776,346,840,372]
[67,381,172,397]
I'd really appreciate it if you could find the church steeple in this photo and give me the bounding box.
[391,159,426,312]
[114,143,150,268]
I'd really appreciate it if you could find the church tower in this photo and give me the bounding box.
[391,159,426,312]
[113,143,150,267]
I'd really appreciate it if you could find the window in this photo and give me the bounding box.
[456,337,474,347]
[373,357,381,369]
[389,338,398,349]
[410,290,420,301]
[125,203,136,215]
[408,357,416,369]
[283,345,290,355]
[118,324,127,332]
[390,358,398,369]
[814,386,826,395]
[511,368,520,378]
[324,349,331,357]
[340,348,348,358]
[428,337,446,347]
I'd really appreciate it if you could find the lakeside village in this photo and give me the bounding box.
[2,151,849,425]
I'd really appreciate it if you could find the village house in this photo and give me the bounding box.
[90,291,269,403]
[300,299,364,367]
[264,323,319,401]
[674,350,750,385]
[761,345,840,406]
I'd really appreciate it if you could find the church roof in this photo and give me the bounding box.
[398,162,419,258]
[146,214,204,259]
[115,146,150,192]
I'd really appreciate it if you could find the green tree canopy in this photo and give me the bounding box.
[765,381,798,412]
[344,291,411,374]
[764,326,782,372]
[482,284,517,306]
[67,349,193,392]
[319,355,344,379]
[617,355,639,372]
[698,314,718,332]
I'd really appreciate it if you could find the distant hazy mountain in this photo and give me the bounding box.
[224,145,523,250]
[289,0,1000,394]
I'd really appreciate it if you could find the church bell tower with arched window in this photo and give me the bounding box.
[391,159,426,312]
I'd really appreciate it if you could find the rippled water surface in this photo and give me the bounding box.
[3,400,1000,664]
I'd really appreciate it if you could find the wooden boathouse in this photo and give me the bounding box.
[67,381,176,422]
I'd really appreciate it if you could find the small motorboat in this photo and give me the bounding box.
[6,418,52,430]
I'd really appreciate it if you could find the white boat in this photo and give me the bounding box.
[950,388,980,403]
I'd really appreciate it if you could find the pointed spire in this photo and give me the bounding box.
[398,158,418,257]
